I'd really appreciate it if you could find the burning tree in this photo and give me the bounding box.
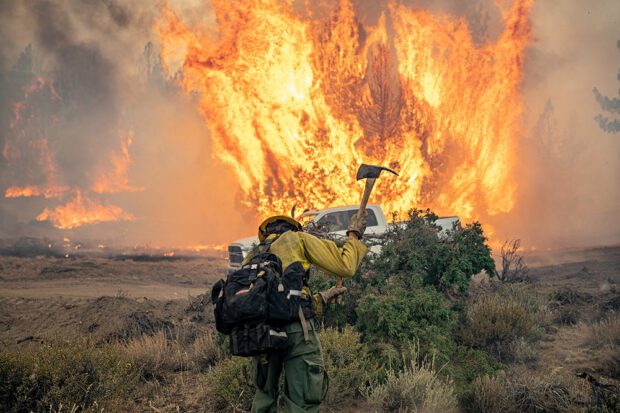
[1,42,142,229]
[156,0,533,221]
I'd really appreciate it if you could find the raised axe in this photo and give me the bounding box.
[333,163,399,303]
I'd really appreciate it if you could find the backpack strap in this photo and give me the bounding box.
[253,233,281,256]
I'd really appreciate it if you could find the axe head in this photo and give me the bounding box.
[356,163,399,180]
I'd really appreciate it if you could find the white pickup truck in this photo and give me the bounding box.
[227,204,460,270]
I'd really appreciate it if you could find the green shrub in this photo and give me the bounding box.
[319,326,373,407]
[371,209,496,293]
[0,339,137,413]
[356,279,453,345]
[446,346,503,401]
[311,208,500,409]
[203,357,254,412]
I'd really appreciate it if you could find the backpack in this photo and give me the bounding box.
[210,234,315,357]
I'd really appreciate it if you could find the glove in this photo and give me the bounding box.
[319,286,347,303]
[313,286,347,318]
[347,210,368,239]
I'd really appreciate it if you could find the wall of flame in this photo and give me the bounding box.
[156,0,532,222]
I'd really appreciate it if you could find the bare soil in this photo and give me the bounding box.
[0,254,227,346]
[525,246,620,379]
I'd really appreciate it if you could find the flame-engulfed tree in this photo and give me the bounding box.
[593,40,620,133]
[356,44,404,160]
[157,0,533,219]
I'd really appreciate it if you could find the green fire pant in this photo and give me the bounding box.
[251,319,328,413]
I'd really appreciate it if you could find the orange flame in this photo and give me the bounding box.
[36,190,134,229]
[187,243,228,252]
[156,0,532,221]
[3,74,141,229]
[5,185,69,199]
[92,131,144,194]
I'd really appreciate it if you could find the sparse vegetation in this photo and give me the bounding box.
[460,290,540,362]
[203,357,254,412]
[319,326,374,407]
[499,239,529,283]
[0,338,138,413]
[1,211,619,412]
[364,351,458,413]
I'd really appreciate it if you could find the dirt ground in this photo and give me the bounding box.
[524,246,620,378]
[0,254,227,346]
[1,245,619,346]
[0,245,619,411]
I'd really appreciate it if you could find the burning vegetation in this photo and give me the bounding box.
[2,73,142,229]
[0,0,618,249]
[156,0,532,222]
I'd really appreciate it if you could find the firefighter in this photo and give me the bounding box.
[247,212,368,413]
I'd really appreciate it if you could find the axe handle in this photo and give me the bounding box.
[358,178,377,215]
[334,178,377,304]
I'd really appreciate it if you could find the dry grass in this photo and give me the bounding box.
[508,372,575,413]
[585,314,620,380]
[123,326,226,379]
[509,337,539,365]
[190,330,226,371]
[364,351,458,413]
[469,374,511,413]
[588,314,620,349]
[470,370,591,413]
[124,330,186,378]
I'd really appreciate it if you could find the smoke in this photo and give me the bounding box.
[0,0,618,249]
[501,0,620,248]
[0,0,250,246]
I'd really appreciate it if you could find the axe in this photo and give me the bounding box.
[333,163,398,303]
[355,164,399,217]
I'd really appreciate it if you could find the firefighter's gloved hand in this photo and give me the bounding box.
[319,286,347,303]
[313,286,348,318]
[347,210,368,239]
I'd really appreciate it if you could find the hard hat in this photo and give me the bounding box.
[258,215,303,241]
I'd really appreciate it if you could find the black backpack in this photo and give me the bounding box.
[210,234,314,357]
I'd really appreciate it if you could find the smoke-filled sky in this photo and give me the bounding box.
[0,0,618,249]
